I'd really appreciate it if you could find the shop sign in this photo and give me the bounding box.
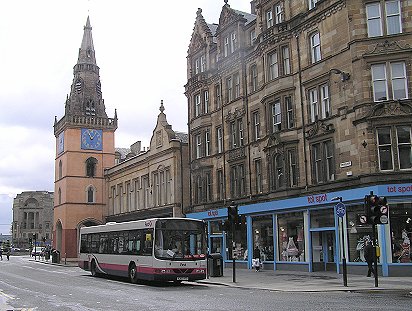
[307,193,328,204]
[207,210,219,217]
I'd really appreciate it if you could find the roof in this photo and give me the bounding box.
[115,147,131,159]
[175,131,188,143]
[234,9,256,26]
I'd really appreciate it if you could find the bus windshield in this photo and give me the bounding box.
[154,219,206,261]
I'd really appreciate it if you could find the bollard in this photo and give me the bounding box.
[64,253,67,265]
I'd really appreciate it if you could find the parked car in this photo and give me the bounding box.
[31,247,44,257]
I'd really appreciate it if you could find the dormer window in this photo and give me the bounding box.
[230,32,237,53]
[224,37,229,57]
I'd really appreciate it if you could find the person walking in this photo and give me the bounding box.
[364,240,375,277]
[0,246,3,260]
[252,246,261,272]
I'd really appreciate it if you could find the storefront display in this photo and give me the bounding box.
[226,220,247,260]
[252,215,274,261]
[278,212,305,262]
[390,203,412,263]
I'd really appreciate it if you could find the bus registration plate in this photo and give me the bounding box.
[177,277,188,281]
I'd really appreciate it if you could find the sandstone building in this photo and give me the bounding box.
[185,0,412,276]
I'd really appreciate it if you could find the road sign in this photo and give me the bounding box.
[359,215,368,224]
[335,202,346,218]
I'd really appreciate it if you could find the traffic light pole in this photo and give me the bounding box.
[372,223,378,287]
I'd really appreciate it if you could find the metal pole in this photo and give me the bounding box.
[372,224,378,287]
[341,217,348,287]
[232,240,236,283]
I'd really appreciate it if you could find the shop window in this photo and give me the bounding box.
[210,220,224,235]
[345,205,379,263]
[390,203,412,263]
[278,212,305,262]
[226,218,247,260]
[252,215,274,261]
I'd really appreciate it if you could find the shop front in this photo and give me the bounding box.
[187,183,412,277]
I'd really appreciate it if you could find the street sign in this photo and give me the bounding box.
[359,215,368,224]
[335,202,346,218]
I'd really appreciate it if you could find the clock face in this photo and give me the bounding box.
[81,129,103,151]
[57,132,64,154]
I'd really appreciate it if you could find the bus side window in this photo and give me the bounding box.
[142,230,153,256]
[80,234,88,253]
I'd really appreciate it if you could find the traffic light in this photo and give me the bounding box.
[364,194,389,225]
[227,203,238,230]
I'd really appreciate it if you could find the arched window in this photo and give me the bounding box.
[87,186,95,203]
[86,157,98,177]
[58,188,62,205]
[58,160,62,179]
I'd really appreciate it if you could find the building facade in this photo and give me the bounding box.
[53,17,117,259]
[104,101,189,222]
[185,0,412,276]
[12,191,54,249]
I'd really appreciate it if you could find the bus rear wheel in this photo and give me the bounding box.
[91,260,98,277]
[129,263,138,284]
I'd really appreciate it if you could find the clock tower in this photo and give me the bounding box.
[53,16,117,260]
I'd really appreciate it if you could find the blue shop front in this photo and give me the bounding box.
[187,183,412,277]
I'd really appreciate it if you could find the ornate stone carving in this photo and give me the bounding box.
[305,120,334,139]
[225,107,246,122]
[363,40,411,57]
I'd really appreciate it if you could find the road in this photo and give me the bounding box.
[0,256,411,310]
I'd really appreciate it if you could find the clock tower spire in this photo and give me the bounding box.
[53,17,117,261]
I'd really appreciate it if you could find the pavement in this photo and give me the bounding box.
[29,257,412,293]
[199,267,412,293]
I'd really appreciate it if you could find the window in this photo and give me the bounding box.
[194,94,201,117]
[216,126,223,153]
[203,90,209,114]
[58,188,61,205]
[281,46,291,75]
[126,182,131,211]
[134,178,140,210]
[275,4,283,24]
[308,83,329,122]
[195,175,202,204]
[251,65,258,92]
[153,173,159,206]
[215,84,221,109]
[288,149,298,187]
[272,154,285,189]
[224,36,229,57]
[234,73,240,98]
[230,32,237,53]
[310,32,321,63]
[266,9,273,28]
[200,55,206,72]
[286,96,294,129]
[372,62,408,101]
[195,134,202,159]
[255,159,262,193]
[205,129,211,157]
[143,175,150,208]
[58,160,62,179]
[271,100,282,132]
[252,111,260,141]
[226,76,233,103]
[252,215,274,261]
[377,126,412,171]
[268,51,279,80]
[278,212,305,262]
[195,58,200,75]
[217,169,224,200]
[308,0,318,10]
[250,29,256,45]
[230,118,244,148]
[87,186,95,203]
[86,157,97,177]
[311,140,334,183]
[320,84,330,119]
[366,0,402,37]
[230,164,245,198]
[205,172,212,202]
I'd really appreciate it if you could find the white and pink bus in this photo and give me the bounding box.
[78,218,207,283]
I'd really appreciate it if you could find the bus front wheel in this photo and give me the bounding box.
[129,263,138,284]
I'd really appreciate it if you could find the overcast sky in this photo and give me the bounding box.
[0,0,252,234]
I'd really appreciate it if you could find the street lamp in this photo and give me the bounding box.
[330,68,350,82]
[331,196,348,287]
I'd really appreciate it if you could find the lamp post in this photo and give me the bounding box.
[331,196,348,287]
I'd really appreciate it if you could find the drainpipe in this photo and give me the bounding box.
[296,34,309,189]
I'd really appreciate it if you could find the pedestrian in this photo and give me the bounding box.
[0,246,3,260]
[252,246,261,272]
[3,240,11,261]
[364,240,375,277]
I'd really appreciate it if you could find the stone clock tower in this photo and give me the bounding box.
[53,17,117,260]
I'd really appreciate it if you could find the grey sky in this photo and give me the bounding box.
[0,0,252,234]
